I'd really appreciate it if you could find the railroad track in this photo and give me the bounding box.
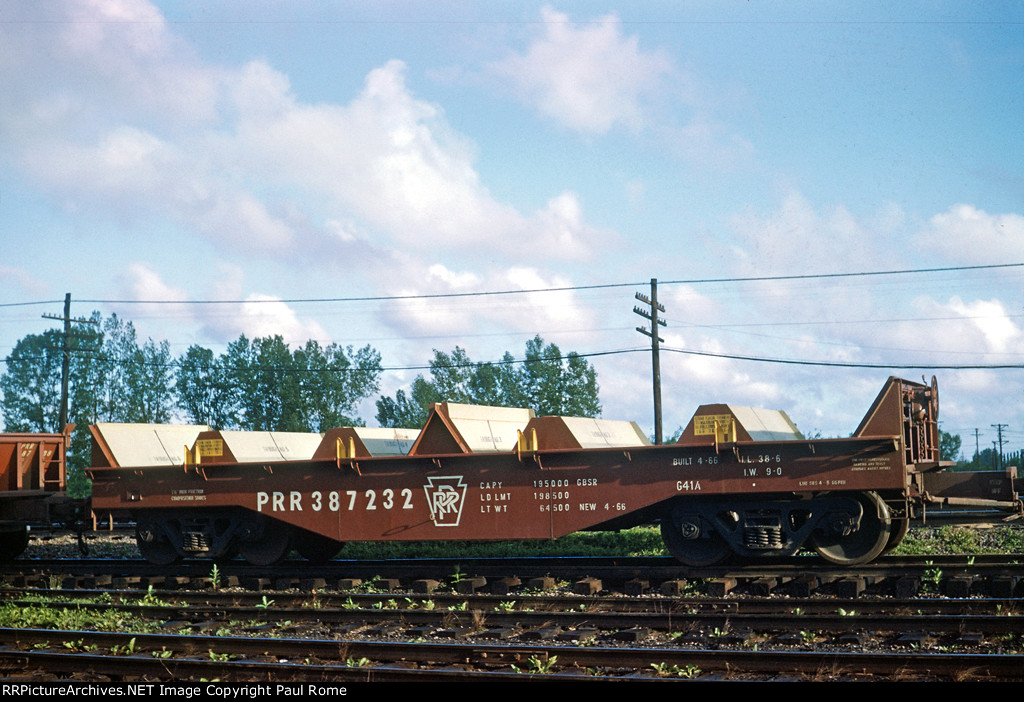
[5,542,1024,682]
[5,599,1024,652]
[2,620,1021,682]
[6,553,1024,599]
[3,573,1024,682]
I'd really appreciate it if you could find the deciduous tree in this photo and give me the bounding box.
[376,336,601,427]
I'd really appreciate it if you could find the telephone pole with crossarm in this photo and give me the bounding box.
[634,279,666,444]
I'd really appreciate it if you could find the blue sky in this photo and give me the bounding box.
[1,1,1023,456]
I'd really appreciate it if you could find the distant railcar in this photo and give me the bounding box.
[87,377,1022,567]
[0,426,76,560]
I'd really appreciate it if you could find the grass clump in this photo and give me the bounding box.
[894,525,1024,556]
[333,524,1024,561]
[0,601,158,633]
[333,526,666,560]
[330,524,1024,561]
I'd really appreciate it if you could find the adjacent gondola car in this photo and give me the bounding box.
[87,377,1022,567]
[0,426,77,560]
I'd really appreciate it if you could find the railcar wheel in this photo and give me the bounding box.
[295,532,343,565]
[0,525,29,562]
[811,491,892,566]
[238,519,292,566]
[136,522,181,566]
[882,518,910,555]
[661,505,731,566]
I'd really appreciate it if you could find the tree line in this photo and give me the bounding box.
[0,314,385,433]
[0,313,602,493]
[939,430,1022,471]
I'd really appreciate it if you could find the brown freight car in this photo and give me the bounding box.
[87,377,1022,567]
[0,426,74,560]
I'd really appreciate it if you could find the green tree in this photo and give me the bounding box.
[375,378,441,429]
[939,430,962,463]
[1,312,107,495]
[521,336,600,417]
[219,335,294,431]
[427,347,476,405]
[92,315,173,424]
[197,334,383,432]
[488,351,530,408]
[250,335,299,431]
[0,331,64,432]
[376,336,601,427]
[2,316,385,492]
[296,340,382,430]
[175,345,234,429]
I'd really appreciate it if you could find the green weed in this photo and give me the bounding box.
[512,655,557,675]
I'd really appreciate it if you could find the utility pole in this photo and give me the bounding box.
[41,293,98,430]
[992,424,1007,470]
[42,294,73,429]
[634,278,666,444]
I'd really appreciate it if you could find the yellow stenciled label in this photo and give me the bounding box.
[196,439,224,457]
[693,415,735,441]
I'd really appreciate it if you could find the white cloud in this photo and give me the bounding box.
[380,261,598,344]
[488,7,753,168]
[240,59,602,260]
[109,263,193,340]
[234,295,330,347]
[123,262,186,300]
[0,267,47,296]
[491,6,672,134]
[534,192,603,257]
[728,191,888,276]
[1,4,604,263]
[0,0,219,137]
[943,297,1021,354]
[384,262,488,337]
[197,289,333,347]
[425,264,482,291]
[881,295,1024,359]
[918,204,1024,263]
[25,126,171,198]
[722,195,1024,369]
[721,192,900,352]
[660,118,756,170]
[500,267,597,334]
[112,264,331,348]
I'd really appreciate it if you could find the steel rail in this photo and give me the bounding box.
[4,596,1024,636]
[8,552,1024,581]
[4,587,1022,615]
[1,628,1020,681]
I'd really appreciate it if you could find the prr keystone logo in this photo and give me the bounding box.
[424,476,467,527]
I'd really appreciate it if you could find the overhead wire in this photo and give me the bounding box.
[2,261,1022,370]
[0,261,1020,307]
[674,319,1024,358]
[0,345,646,374]
[662,346,1024,370]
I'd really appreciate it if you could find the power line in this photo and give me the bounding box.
[0,346,645,374]
[677,319,1024,358]
[3,260,1024,375]
[1,262,1019,308]
[681,312,1024,329]
[662,346,1024,370]
[8,340,1024,374]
